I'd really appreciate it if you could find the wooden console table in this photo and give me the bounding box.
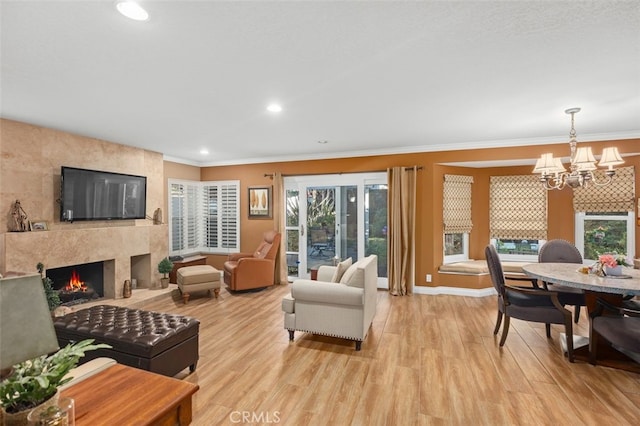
[61,364,199,425]
[169,255,207,283]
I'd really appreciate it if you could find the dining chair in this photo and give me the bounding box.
[486,244,574,362]
[538,239,587,323]
[589,298,640,366]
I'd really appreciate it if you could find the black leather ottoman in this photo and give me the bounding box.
[53,305,199,377]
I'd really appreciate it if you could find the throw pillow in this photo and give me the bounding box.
[330,257,353,283]
[339,260,365,288]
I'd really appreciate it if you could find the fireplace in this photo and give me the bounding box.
[47,261,104,305]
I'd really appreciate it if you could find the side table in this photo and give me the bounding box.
[61,363,199,425]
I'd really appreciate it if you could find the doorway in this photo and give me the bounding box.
[284,173,388,288]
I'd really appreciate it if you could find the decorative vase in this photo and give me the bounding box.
[605,265,623,276]
[1,390,60,426]
[160,277,169,289]
[123,279,132,298]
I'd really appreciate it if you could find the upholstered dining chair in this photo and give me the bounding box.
[485,244,574,362]
[589,298,640,366]
[538,239,587,323]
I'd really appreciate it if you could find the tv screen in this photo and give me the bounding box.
[60,166,147,221]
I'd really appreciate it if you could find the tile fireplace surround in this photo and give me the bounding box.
[1,224,167,299]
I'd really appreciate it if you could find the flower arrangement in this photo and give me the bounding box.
[589,254,629,276]
[598,254,629,268]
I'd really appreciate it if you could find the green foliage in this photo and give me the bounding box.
[366,237,388,276]
[584,221,627,261]
[36,263,61,311]
[0,340,110,413]
[158,257,174,276]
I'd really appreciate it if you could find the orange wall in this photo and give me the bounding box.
[163,138,640,288]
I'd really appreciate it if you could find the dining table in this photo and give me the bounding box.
[523,262,640,372]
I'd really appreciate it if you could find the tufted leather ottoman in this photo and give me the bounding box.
[53,305,199,377]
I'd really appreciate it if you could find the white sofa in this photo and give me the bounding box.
[282,255,378,350]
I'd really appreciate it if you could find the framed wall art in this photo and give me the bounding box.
[248,186,272,219]
[30,220,49,231]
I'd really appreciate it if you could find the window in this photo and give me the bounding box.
[572,166,635,262]
[444,233,469,263]
[575,212,635,262]
[169,179,240,256]
[489,175,547,261]
[443,175,473,263]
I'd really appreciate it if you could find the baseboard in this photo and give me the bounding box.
[413,285,497,297]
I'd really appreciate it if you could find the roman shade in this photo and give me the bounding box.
[573,166,635,212]
[443,174,474,233]
[490,175,547,240]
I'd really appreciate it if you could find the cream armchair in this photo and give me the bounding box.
[282,255,378,351]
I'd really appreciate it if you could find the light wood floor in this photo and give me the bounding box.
[133,284,640,426]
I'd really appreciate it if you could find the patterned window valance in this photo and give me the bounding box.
[573,166,635,212]
[443,175,473,233]
[490,175,547,240]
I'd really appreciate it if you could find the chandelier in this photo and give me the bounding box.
[533,108,624,190]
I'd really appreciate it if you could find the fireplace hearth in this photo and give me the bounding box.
[47,261,104,305]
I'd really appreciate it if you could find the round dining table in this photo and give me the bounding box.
[522,262,640,296]
[522,262,640,372]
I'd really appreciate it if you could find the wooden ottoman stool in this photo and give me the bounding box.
[177,265,221,304]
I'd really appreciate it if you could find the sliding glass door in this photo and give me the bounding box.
[284,173,387,287]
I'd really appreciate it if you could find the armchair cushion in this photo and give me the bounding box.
[330,257,352,283]
[340,260,365,288]
[291,280,364,306]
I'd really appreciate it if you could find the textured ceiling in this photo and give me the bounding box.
[1,1,639,166]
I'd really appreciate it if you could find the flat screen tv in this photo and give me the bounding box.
[60,166,147,221]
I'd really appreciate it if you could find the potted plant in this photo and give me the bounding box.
[0,339,110,424]
[36,262,61,311]
[158,257,173,289]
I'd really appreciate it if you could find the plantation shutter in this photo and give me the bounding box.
[169,179,240,255]
[202,185,219,249]
[443,174,473,233]
[573,166,635,212]
[490,175,547,240]
[220,183,239,250]
[169,182,186,253]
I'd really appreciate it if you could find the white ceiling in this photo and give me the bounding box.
[1,1,639,166]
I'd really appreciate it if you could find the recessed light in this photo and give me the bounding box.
[199,148,209,155]
[317,140,328,144]
[266,103,283,113]
[116,1,149,21]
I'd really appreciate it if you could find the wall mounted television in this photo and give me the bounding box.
[60,166,147,222]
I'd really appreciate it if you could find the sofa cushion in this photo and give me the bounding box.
[331,257,353,283]
[340,260,365,288]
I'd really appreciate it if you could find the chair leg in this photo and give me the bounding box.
[493,310,503,335]
[499,316,510,346]
[545,323,551,338]
[565,320,574,363]
[288,330,295,341]
[574,306,580,323]
[589,325,598,365]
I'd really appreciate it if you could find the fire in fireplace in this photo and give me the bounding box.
[47,261,104,305]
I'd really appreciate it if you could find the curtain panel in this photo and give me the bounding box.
[573,166,635,212]
[489,175,547,240]
[443,174,474,233]
[387,166,418,296]
[273,172,288,284]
